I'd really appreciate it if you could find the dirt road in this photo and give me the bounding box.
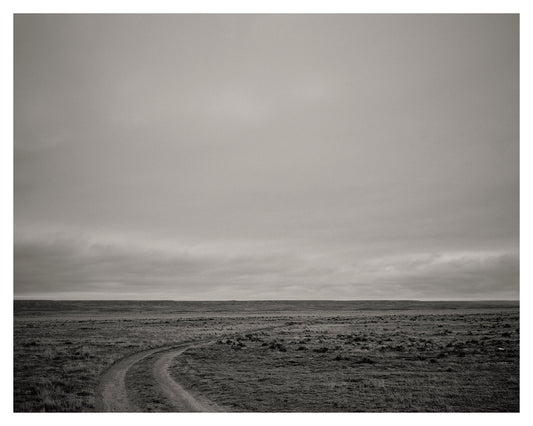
[152,346,221,411]
[94,341,214,412]
[94,324,287,412]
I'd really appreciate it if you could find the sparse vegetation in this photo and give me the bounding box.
[14,301,283,411]
[14,300,519,412]
[170,308,519,412]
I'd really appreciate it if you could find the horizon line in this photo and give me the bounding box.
[13,298,520,302]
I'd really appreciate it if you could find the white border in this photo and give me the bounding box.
[3,2,530,426]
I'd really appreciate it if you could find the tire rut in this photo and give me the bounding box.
[152,345,220,412]
[94,324,288,412]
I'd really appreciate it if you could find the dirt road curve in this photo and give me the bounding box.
[95,325,283,412]
[94,341,214,412]
[152,347,220,412]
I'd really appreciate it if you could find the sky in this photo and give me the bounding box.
[14,14,519,300]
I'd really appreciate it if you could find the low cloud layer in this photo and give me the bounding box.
[14,233,518,300]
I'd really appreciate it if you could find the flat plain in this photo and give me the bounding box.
[14,300,519,412]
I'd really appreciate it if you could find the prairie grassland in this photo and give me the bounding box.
[14,301,284,412]
[170,310,519,412]
[14,301,518,412]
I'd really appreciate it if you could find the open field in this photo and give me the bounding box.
[14,300,519,412]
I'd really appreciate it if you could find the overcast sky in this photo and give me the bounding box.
[14,14,518,300]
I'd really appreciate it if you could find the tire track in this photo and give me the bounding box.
[94,345,182,412]
[95,324,287,412]
[152,345,220,412]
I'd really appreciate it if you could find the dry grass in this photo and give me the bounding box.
[14,301,284,412]
[14,301,519,412]
[170,310,519,412]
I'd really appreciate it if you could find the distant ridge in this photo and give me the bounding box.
[14,299,519,317]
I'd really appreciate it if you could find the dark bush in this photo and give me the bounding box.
[355,357,375,364]
[268,342,287,352]
[334,354,350,361]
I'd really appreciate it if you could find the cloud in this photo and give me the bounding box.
[348,251,519,299]
[14,233,307,299]
[14,233,518,300]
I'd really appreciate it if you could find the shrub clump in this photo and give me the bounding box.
[268,342,287,352]
[354,356,375,364]
[334,354,350,361]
